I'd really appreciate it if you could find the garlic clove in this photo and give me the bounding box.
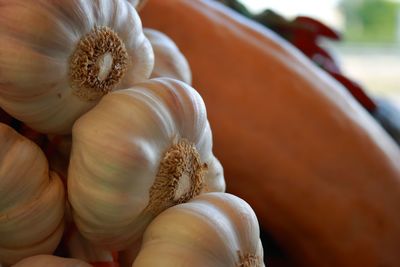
[0,173,64,248]
[0,223,64,267]
[144,29,192,85]
[0,129,48,211]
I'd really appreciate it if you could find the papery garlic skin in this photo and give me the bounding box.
[0,0,154,134]
[132,193,265,267]
[145,29,192,84]
[68,78,225,250]
[0,123,65,266]
[12,255,91,267]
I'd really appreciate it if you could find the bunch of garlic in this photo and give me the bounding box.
[0,0,265,266]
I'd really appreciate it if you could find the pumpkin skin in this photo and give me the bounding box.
[141,1,400,267]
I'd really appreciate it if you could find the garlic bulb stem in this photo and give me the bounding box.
[147,139,206,215]
[237,251,261,267]
[97,53,114,81]
[69,26,129,101]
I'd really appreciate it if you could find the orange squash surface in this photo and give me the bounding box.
[141,1,400,266]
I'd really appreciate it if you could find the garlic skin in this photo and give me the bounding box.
[144,29,192,84]
[0,123,65,266]
[12,255,91,267]
[0,0,154,134]
[132,193,265,267]
[68,78,225,249]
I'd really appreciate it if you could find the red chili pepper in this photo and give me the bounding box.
[294,16,341,40]
[89,251,119,267]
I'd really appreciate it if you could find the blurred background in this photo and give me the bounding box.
[239,0,400,104]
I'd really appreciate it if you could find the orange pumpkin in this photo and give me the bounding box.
[141,1,400,266]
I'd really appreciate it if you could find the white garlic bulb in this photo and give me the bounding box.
[0,123,65,266]
[0,0,154,134]
[132,193,265,267]
[144,29,192,84]
[68,78,225,249]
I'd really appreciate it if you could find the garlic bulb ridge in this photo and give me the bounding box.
[0,0,154,134]
[68,78,225,249]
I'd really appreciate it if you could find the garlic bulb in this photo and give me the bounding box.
[12,255,91,267]
[0,123,65,266]
[68,78,225,249]
[144,29,192,84]
[0,0,154,134]
[132,192,265,267]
